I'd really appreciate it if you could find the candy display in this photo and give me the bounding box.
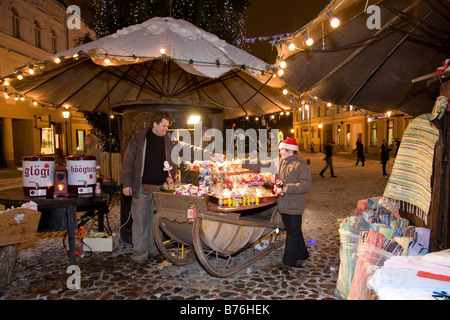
[209,184,276,208]
[181,160,278,209]
[174,184,209,197]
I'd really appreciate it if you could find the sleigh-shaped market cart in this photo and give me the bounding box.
[152,192,284,277]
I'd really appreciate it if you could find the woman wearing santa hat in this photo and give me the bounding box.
[276,137,312,269]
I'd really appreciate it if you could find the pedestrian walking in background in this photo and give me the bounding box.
[395,138,401,156]
[320,141,337,178]
[276,138,312,269]
[352,139,365,166]
[380,139,392,176]
[84,133,102,166]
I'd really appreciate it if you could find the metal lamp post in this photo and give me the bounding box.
[63,109,70,155]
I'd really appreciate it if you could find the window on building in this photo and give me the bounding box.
[41,126,56,154]
[302,105,310,120]
[336,125,341,144]
[388,119,394,146]
[345,124,350,146]
[35,21,41,48]
[76,130,86,152]
[12,7,20,38]
[51,30,57,53]
[370,122,377,146]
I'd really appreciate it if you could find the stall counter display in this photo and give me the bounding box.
[179,161,278,212]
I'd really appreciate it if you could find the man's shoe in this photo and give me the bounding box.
[331,175,337,178]
[131,260,146,270]
[319,173,324,178]
[151,253,165,261]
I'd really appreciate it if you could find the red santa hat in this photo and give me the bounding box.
[279,137,299,152]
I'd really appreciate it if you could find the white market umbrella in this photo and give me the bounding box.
[4,17,298,119]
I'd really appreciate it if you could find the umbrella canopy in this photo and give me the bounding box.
[275,0,450,116]
[3,17,297,120]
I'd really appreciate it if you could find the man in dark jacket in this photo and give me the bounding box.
[319,141,337,178]
[121,112,178,269]
[380,139,391,175]
[352,139,365,166]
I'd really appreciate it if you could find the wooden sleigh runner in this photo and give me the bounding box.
[152,192,285,277]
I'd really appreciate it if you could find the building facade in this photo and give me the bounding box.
[0,0,92,167]
[293,98,413,155]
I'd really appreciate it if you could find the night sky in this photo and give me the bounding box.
[245,0,330,62]
[69,0,331,63]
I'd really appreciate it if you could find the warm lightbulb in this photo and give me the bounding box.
[17,74,23,80]
[160,48,166,55]
[282,88,288,95]
[288,43,295,51]
[187,115,201,124]
[306,37,314,46]
[330,17,340,28]
[58,184,64,191]
[277,69,284,76]
[54,57,61,63]
[328,12,340,28]
[104,58,111,64]
[279,61,287,69]
[28,69,35,74]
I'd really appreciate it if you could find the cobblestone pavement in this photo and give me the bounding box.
[0,152,389,301]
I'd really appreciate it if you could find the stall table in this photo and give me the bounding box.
[0,187,109,265]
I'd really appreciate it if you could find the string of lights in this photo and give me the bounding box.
[0,1,369,122]
[0,49,282,109]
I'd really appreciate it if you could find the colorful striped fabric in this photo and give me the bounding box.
[383,105,441,224]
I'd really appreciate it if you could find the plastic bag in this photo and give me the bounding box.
[347,243,393,300]
[335,229,360,299]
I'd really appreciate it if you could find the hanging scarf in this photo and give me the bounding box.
[382,97,447,224]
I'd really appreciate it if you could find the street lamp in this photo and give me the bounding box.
[318,123,323,152]
[63,109,70,155]
[385,111,391,145]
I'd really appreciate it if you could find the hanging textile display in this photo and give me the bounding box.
[382,97,446,223]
